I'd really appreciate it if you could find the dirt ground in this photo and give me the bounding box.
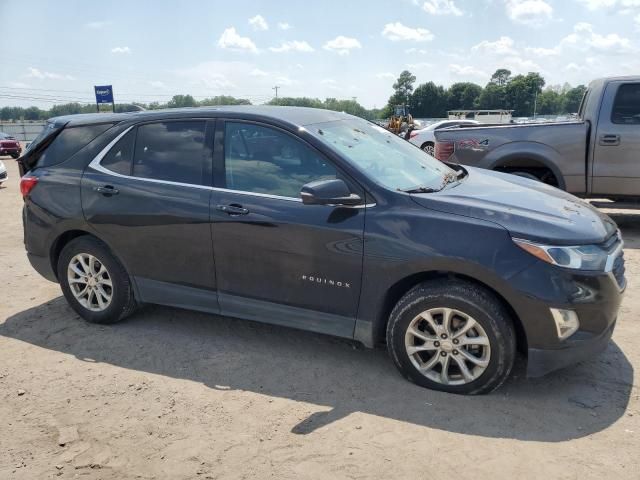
[0,156,638,479]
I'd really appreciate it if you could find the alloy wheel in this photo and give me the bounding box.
[404,307,491,385]
[67,253,113,312]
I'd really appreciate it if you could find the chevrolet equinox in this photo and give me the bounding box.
[19,107,625,394]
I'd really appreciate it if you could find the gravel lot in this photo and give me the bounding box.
[1,156,638,479]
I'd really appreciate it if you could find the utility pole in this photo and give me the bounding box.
[272,85,280,102]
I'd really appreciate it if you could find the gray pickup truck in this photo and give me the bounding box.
[434,76,640,201]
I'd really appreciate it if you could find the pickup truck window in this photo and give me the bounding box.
[611,83,640,125]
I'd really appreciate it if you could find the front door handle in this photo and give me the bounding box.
[599,134,620,146]
[216,204,249,216]
[94,185,119,195]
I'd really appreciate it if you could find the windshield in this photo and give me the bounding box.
[309,118,454,191]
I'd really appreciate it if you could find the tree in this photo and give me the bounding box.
[447,82,482,110]
[167,94,197,108]
[411,82,448,118]
[505,72,545,116]
[490,69,512,86]
[563,85,587,113]
[199,95,251,106]
[386,70,417,111]
[536,89,563,115]
[478,83,506,109]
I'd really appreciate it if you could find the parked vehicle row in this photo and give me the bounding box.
[0,132,22,159]
[408,119,479,156]
[19,106,625,394]
[433,76,640,201]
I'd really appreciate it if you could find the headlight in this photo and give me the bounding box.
[513,238,609,270]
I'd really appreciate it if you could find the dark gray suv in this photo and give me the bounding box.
[20,106,625,394]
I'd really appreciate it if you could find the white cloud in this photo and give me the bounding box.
[405,47,428,54]
[149,80,167,89]
[26,67,75,81]
[323,36,362,55]
[575,0,617,9]
[250,68,268,77]
[217,27,258,53]
[111,46,131,54]
[505,0,553,26]
[84,21,110,29]
[471,36,516,55]
[248,15,268,31]
[635,13,640,27]
[407,61,434,69]
[382,22,433,42]
[503,56,542,71]
[321,78,339,90]
[564,62,585,71]
[561,22,633,52]
[269,40,314,53]
[448,64,488,78]
[375,72,396,79]
[525,46,560,56]
[422,0,464,16]
[575,0,640,9]
[277,22,292,30]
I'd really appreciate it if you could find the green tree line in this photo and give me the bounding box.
[385,68,587,118]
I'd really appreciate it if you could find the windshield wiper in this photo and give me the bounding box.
[398,185,439,194]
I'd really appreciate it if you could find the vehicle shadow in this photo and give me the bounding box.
[1,297,633,442]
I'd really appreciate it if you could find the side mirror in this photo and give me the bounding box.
[300,179,361,206]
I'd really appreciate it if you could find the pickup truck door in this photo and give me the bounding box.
[591,81,640,196]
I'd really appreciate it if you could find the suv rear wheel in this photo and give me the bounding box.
[58,236,137,324]
[386,279,516,394]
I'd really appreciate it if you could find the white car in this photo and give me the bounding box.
[409,119,480,156]
[0,160,6,185]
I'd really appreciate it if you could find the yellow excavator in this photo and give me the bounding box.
[386,104,418,138]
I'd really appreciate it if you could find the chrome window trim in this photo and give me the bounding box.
[88,125,376,207]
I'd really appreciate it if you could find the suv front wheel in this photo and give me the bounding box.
[387,279,516,394]
[58,236,137,324]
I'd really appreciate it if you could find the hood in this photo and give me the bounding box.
[411,167,617,245]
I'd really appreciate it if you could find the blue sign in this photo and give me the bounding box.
[94,85,114,104]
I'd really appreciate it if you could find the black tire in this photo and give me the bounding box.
[10,153,20,159]
[57,236,137,324]
[386,279,516,395]
[420,142,435,156]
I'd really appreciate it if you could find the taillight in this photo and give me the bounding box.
[435,141,454,161]
[20,175,38,198]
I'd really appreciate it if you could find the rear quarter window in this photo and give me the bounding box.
[37,123,114,168]
[611,83,640,124]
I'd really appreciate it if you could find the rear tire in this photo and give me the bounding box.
[386,279,516,395]
[58,236,137,324]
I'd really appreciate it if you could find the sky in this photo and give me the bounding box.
[0,0,639,109]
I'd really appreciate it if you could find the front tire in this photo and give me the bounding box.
[386,279,516,394]
[58,236,137,324]
[421,142,435,157]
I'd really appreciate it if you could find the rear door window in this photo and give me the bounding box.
[132,121,207,185]
[101,129,135,175]
[38,123,114,168]
[611,83,640,124]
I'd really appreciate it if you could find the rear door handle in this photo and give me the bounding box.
[94,185,119,195]
[599,134,620,146]
[216,204,249,215]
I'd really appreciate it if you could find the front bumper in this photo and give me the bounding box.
[506,257,624,378]
[0,148,21,156]
[527,319,616,377]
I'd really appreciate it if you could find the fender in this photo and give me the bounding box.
[479,141,567,191]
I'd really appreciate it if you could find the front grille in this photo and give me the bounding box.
[601,231,625,289]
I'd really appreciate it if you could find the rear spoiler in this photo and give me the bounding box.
[17,121,68,176]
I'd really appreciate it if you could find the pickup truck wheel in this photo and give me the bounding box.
[386,280,516,395]
[58,236,137,324]
[421,142,435,157]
